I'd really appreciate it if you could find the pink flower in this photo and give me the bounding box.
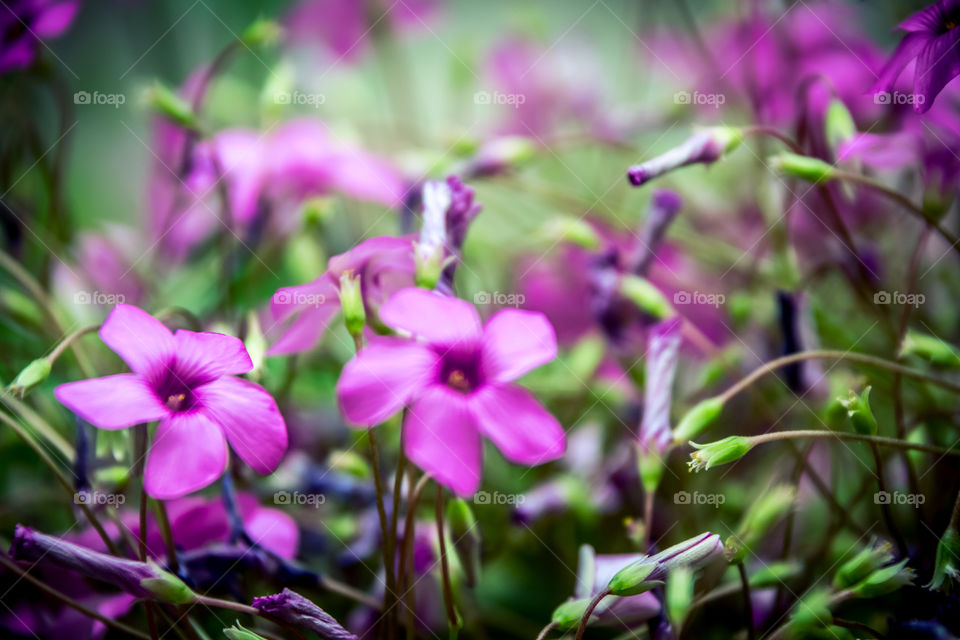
[1,0,80,73]
[268,235,416,355]
[336,287,565,496]
[638,317,683,455]
[54,304,288,499]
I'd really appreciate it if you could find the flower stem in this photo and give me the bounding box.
[193,594,259,616]
[400,472,432,638]
[367,426,396,633]
[718,349,960,404]
[535,621,559,640]
[737,562,755,640]
[47,324,100,364]
[435,484,459,634]
[575,588,611,640]
[154,499,179,573]
[747,430,959,456]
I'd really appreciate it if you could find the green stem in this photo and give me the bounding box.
[737,563,755,640]
[46,324,100,364]
[435,484,459,634]
[368,426,396,631]
[154,499,179,573]
[400,472,431,638]
[748,430,959,456]
[193,594,259,616]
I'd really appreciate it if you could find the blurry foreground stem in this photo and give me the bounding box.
[435,485,460,638]
[747,430,959,456]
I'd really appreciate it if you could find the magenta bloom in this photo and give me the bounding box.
[336,287,565,496]
[55,305,287,499]
[873,0,960,113]
[268,235,416,355]
[1,0,80,73]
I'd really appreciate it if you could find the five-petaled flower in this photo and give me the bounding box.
[55,304,288,499]
[336,287,566,496]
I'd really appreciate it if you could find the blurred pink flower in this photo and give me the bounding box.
[0,0,80,73]
[638,317,683,454]
[336,287,565,496]
[55,304,287,499]
[268,235,416,355]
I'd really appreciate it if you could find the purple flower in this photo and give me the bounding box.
[336,287,565,496]
[627,128,741,187]
[268,236,416,355]
[638,317,683,454]
[872,0,960,113]
[54,304,287,499]
[253,588,357,640]
[0,0,79,73]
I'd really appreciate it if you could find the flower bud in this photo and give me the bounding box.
[143,82,198,130]
[838,387,878,435]
[899,330,960,368]
[447,497,481,588]
[834,542,893,589]
[338,271,366,339]
[608,532,723,596]
[253,588,358,640]
[538,217,601,250]
[750,561,801,588]
[927,527,960,590]
[413,243,445,290]
[627,127,742,187]
[672,397,725,443]
[665,565,694,626]
[9,525,196,605]
[825,99,856,154]
[465,136,536,177]
[768,152,837,183]
[551,598,596,630]
[327,449,371,479]
[241,18,282,48]
[851,558,915,598]
[224,622,269,640]
[688,436,753,472]
[786,588,833,635]
[607,557,659,596]
[726,485,795,563]
[619,275,674,319]
[7,358,51,398]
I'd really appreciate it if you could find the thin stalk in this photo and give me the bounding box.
[0,554,150,639]
[2,392,75,461]
[870,442,907,557]
[718,350,960,403]
[535,621,559,640]
[401,472,432,638]
[737,563,755,640]
[47,324,99,363]
[368,426,396,633]
[642,486,654,553]
[154,499,179,573]
[193,594,259,616]
[435,485,459,635]
[747,430,960,456]
[575,588,611,640]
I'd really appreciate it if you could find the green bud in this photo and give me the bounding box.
[608,557,658,596]
[140,561,196,605]
[787,588,833,635]
[825,99,856,152]
[551,598,596,630]
[637,447,665,494]
[448,498,481,588]
[833,542,893,589]
[750,561,801,588]
[900,330,960,368]
[673,397,725,443]
[142,82,198,130]
[327,449,371,479]
[7,358,51,398]
[726,485,795,563]
[414,243,445,290]
[688,436,753,472]
[241,18,282,48]
[619,275,673,320]
[243,311,267,380]
[666,566,694,627]
[338,271,366,339]
[301,196,336,227]
[927,527,960,590]
[838,386,877,435]
[224,621,268,640]
[851,558,914,598]
[701,125,744,155]
[768,152,836,183]
[538,218,601,249]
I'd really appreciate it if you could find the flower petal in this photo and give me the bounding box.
[239,494,300,560]
[404,385,482,496]
[481,308,557,382]
[267,278,340,356]
[144,412,227,499]
[470,384,565,466]
[871,32,930,94]
[174,330,253,382]
[195,376,288,474]
[336,337,438,425]
[914,30,960,113]
[55,375,168,430]
[378,287,481,346]
[99,304,175,376]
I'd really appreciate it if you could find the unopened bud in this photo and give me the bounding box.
[768,152,836,183]
[143,82,198,130]
[338,271,365,339]
[688,436,753,472]
[551,598,595,630]
[825,99,856,153]
[241,18,282,48]
[834,542,894,589]
[851,559,914,598]
[328,450,371,479]
[787,588,833,635]
[838,386,877,435]
[224,622,269,640]
[665,566,694,626]
[539,218,601,250]
[900,330,960,369]
[619,275,673,319]
[7,358,51,398]
[253,589,358,640]
[627,127,742,187]
[726,485,795,563]
[927,527,960,591]
[672,397,725,443]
